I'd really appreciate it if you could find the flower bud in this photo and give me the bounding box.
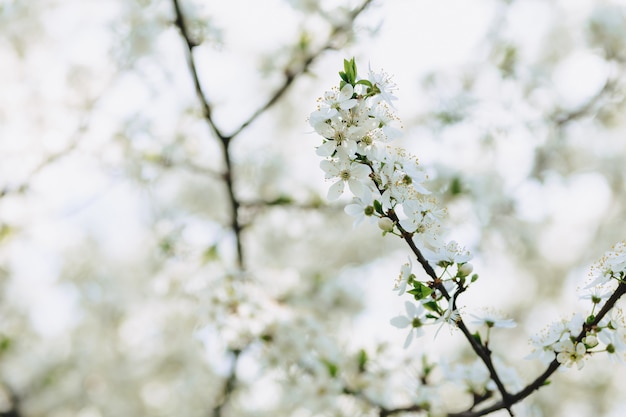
[378,217,394,232]
[458,263,474,277]
[583,335,598,349]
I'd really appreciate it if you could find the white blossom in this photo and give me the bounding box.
[390,301,426,348]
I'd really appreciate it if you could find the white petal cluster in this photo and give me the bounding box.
[526,314,584,366]
[310,60,479,348]
[309,62,469,262]
[586,241,626,288]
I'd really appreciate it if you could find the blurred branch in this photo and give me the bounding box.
[0,384,22,417]
[552,78,615,128]
[0,140,78,200]
[172,0,242,268]
[172,2,375,417]
[172,0,375,268]
[211,349,240,417]
[227,0,375,140]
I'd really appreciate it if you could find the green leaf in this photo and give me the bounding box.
[268,195,293,205]
[357,349,368,373]
[586,314,596,325]
[408,282,433,300]
[472,331,482,345]
[339,57,358,86]
[450,177,463,195]
[422,301,440,313]
[0,335,11,352]
[202,245,219,263]
[0,224,13,244]
[322,359,339,378]
[470,274,479,283]
[356,79,372,88]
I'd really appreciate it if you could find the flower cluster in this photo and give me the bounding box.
[309,59,472,269]
[526,242,626,369]
[587,241,626,288]
[309,59,626,417]
[310,59,496,345]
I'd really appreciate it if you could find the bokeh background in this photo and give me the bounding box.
[2,0,626,416]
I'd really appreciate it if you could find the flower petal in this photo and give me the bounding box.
[390,316,410,329]
[327,180,345,201]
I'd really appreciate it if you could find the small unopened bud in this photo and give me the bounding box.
[458,263,474,277]
[583,335,598,349]
[378,217,394,232]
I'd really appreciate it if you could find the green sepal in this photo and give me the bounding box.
[408,282,433,300]
[472,331,482,345]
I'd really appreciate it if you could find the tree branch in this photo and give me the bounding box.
[448,282,626,417]
[172,2,376,417]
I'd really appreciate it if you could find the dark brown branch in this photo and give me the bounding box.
[383,208,514,414]
[448,282,626,417]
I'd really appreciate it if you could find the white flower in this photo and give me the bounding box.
[390,301,426,348]
[554,339,587,370]
[356,131,389,161]
[586,241,626,288]
[442,359,490,395]
[314,119,358,157]
[368,63,398,107]
[393,257,413,296]
[344,196,375,228]
[434,302,460,337]
[368,101,402,139]
[526,320,568,364]
[470,309,516,329]
[332,83,358,110]
[424,241,472,267]
[320,155,372,201]
[579,286,613,304]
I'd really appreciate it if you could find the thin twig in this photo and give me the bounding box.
[172,0,243,267]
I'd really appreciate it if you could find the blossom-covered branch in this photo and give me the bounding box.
[309,58,626,416]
